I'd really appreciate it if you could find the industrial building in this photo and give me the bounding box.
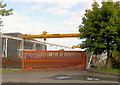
[0,32,47,58]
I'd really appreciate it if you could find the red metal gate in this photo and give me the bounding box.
[22,50,86,71]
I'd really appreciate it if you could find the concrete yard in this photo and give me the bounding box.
[2,69,119,83]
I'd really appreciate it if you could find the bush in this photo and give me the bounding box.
[112,57,120,69]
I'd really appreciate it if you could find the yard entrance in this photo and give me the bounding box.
[22,50,86,71]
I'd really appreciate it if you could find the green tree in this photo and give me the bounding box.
[79,0,119,69]
[0,1,13,26]
[58,49,65,51]
[115,1,120,55]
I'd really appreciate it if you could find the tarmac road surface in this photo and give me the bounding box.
[2,70,119,83]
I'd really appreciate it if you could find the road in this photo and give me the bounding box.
[2,70,119,83]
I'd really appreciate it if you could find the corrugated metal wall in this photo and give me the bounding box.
[7,39,19,57]
[1,33,47,58]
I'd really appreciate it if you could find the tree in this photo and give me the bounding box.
[79,0,119,69]
[0,1,13,26]
[58,49,65,51]
[115,1,120,55]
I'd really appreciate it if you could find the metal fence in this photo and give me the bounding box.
[22,50,86,71]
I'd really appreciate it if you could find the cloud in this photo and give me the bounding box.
[30,5,42,10]
[43,7,68,16]
[62,14,83,26]
[1,12,47,34]
[27,1,80,16]
[24,0,118,16]
[1,11,82,49]
[4,0,85,2]
[2,0,118,50]
[54,1,80,9]
[1,11,73,34]
[27,2,76,16]
[4,0,119,2]
[60,6,89,30]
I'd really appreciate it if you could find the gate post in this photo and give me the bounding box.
[81,51,83,70]
[22,50,24,70]
[85,51,87,70]
[86,51,89,69]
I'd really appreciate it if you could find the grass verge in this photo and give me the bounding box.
[0,69,22,72]
[90,68,119,75]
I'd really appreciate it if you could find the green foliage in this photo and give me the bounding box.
[112,58,120,69]
[112,50,120,60]
[110,50,120,69]
[0,2,13,26]
[79,0,119,55]
[114,1,120,55]
[91,68,119,75]
[58,49,65,51]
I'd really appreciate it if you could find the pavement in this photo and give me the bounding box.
[2,70,120,83]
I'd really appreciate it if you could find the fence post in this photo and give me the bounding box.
[86,51,89,69]
[85,51,86,70]
[22,50,24,70]
[81,51,83,70]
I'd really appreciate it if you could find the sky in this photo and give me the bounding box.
[0,0,119,51]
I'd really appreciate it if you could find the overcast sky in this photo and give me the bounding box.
[0,0,118,51]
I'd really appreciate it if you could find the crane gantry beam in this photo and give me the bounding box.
[22,32,82,39]
[72,46,81,49]
[21,31,82,49]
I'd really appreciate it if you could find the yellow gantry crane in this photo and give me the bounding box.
[22,31,82,39]
[22,31,82,49]
[72,46,81,49]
